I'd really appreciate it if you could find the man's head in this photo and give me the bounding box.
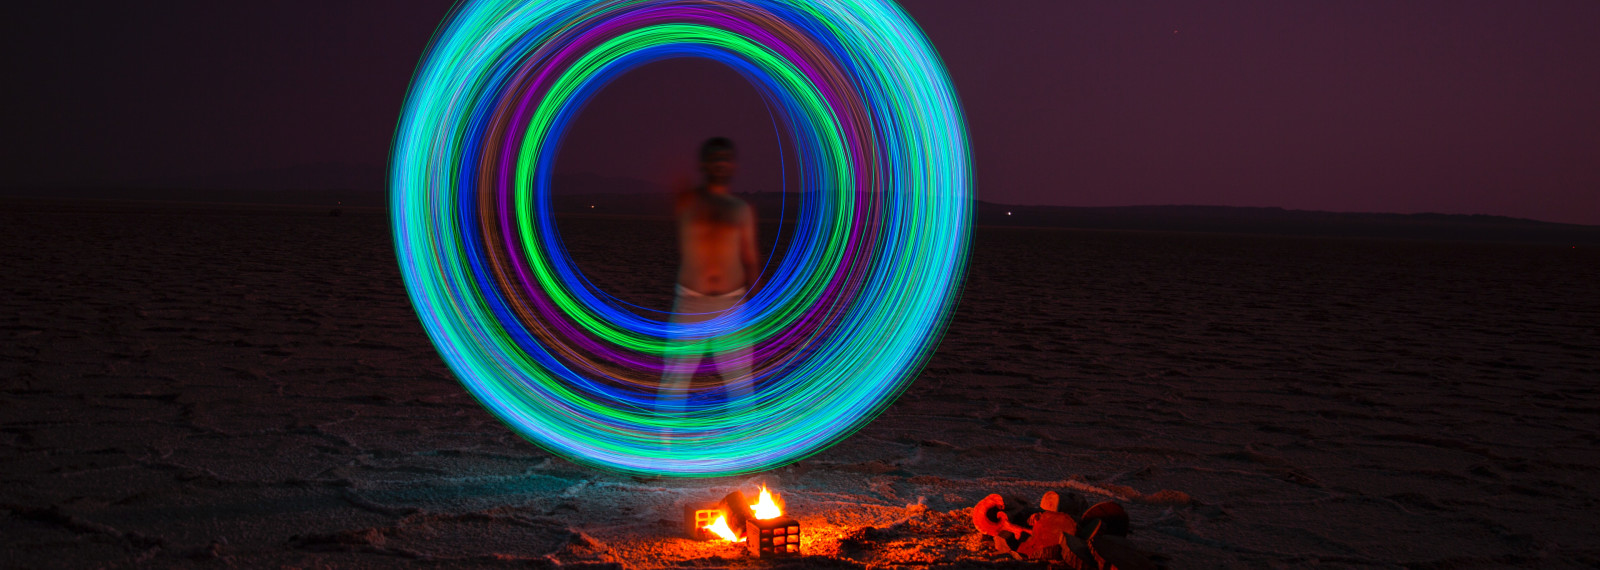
[700,137,737,186]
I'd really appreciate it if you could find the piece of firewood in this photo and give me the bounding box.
[971,494,1006,537]
[970,494,1037,538]
[1040,490,1089,516]
[1015,510,1078,560]
[1060,533,1100,570]
[995,497,1038,538]
[718,491,756,539]
[1080,501,1130,537]
[994,529,1022,557]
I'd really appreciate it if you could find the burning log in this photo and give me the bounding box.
[683,492,754,543]
[718,491,757,538]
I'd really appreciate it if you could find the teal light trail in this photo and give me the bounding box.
[391,0,972,476]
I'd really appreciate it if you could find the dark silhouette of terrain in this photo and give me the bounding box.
[6,172,1597,245]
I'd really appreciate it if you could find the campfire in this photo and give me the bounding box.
[674,486,1160,567]
[684,485,801,557]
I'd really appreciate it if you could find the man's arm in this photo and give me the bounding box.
[741,203,761,293]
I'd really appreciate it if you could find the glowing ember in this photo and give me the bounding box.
[753,485,783,520]
[704,514,740,542]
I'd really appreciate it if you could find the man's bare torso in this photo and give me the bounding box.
[677,191,754,296]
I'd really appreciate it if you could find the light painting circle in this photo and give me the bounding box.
[391,0,972,476]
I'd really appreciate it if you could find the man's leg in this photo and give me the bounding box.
[657,343,703,414]
[704,292,754,411]
[657,292,706,415]
[713,328,754,409]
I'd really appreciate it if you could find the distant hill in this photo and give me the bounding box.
[135,162,388,194]
[969,202,1600,245]
[1,187,387,208]
[6,181,1597,245]
[554,193,1600,246]
[0,171,657,210]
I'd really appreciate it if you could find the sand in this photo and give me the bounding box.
[2,198,1597,568]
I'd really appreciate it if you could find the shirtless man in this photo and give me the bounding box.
[657,137,760,413]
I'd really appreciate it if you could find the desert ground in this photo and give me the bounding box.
[2,198,1597,568]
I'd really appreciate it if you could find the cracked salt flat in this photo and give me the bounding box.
[2,199,1598,568]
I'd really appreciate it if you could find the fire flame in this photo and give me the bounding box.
[701,485,785,542]
[752,485,782,520]
[704,515,740,542]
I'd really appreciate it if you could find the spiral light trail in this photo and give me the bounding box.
[392,0,971,476]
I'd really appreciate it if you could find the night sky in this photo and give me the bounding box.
[6,1,1598,224]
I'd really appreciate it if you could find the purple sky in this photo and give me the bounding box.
[6,1,1598,224]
